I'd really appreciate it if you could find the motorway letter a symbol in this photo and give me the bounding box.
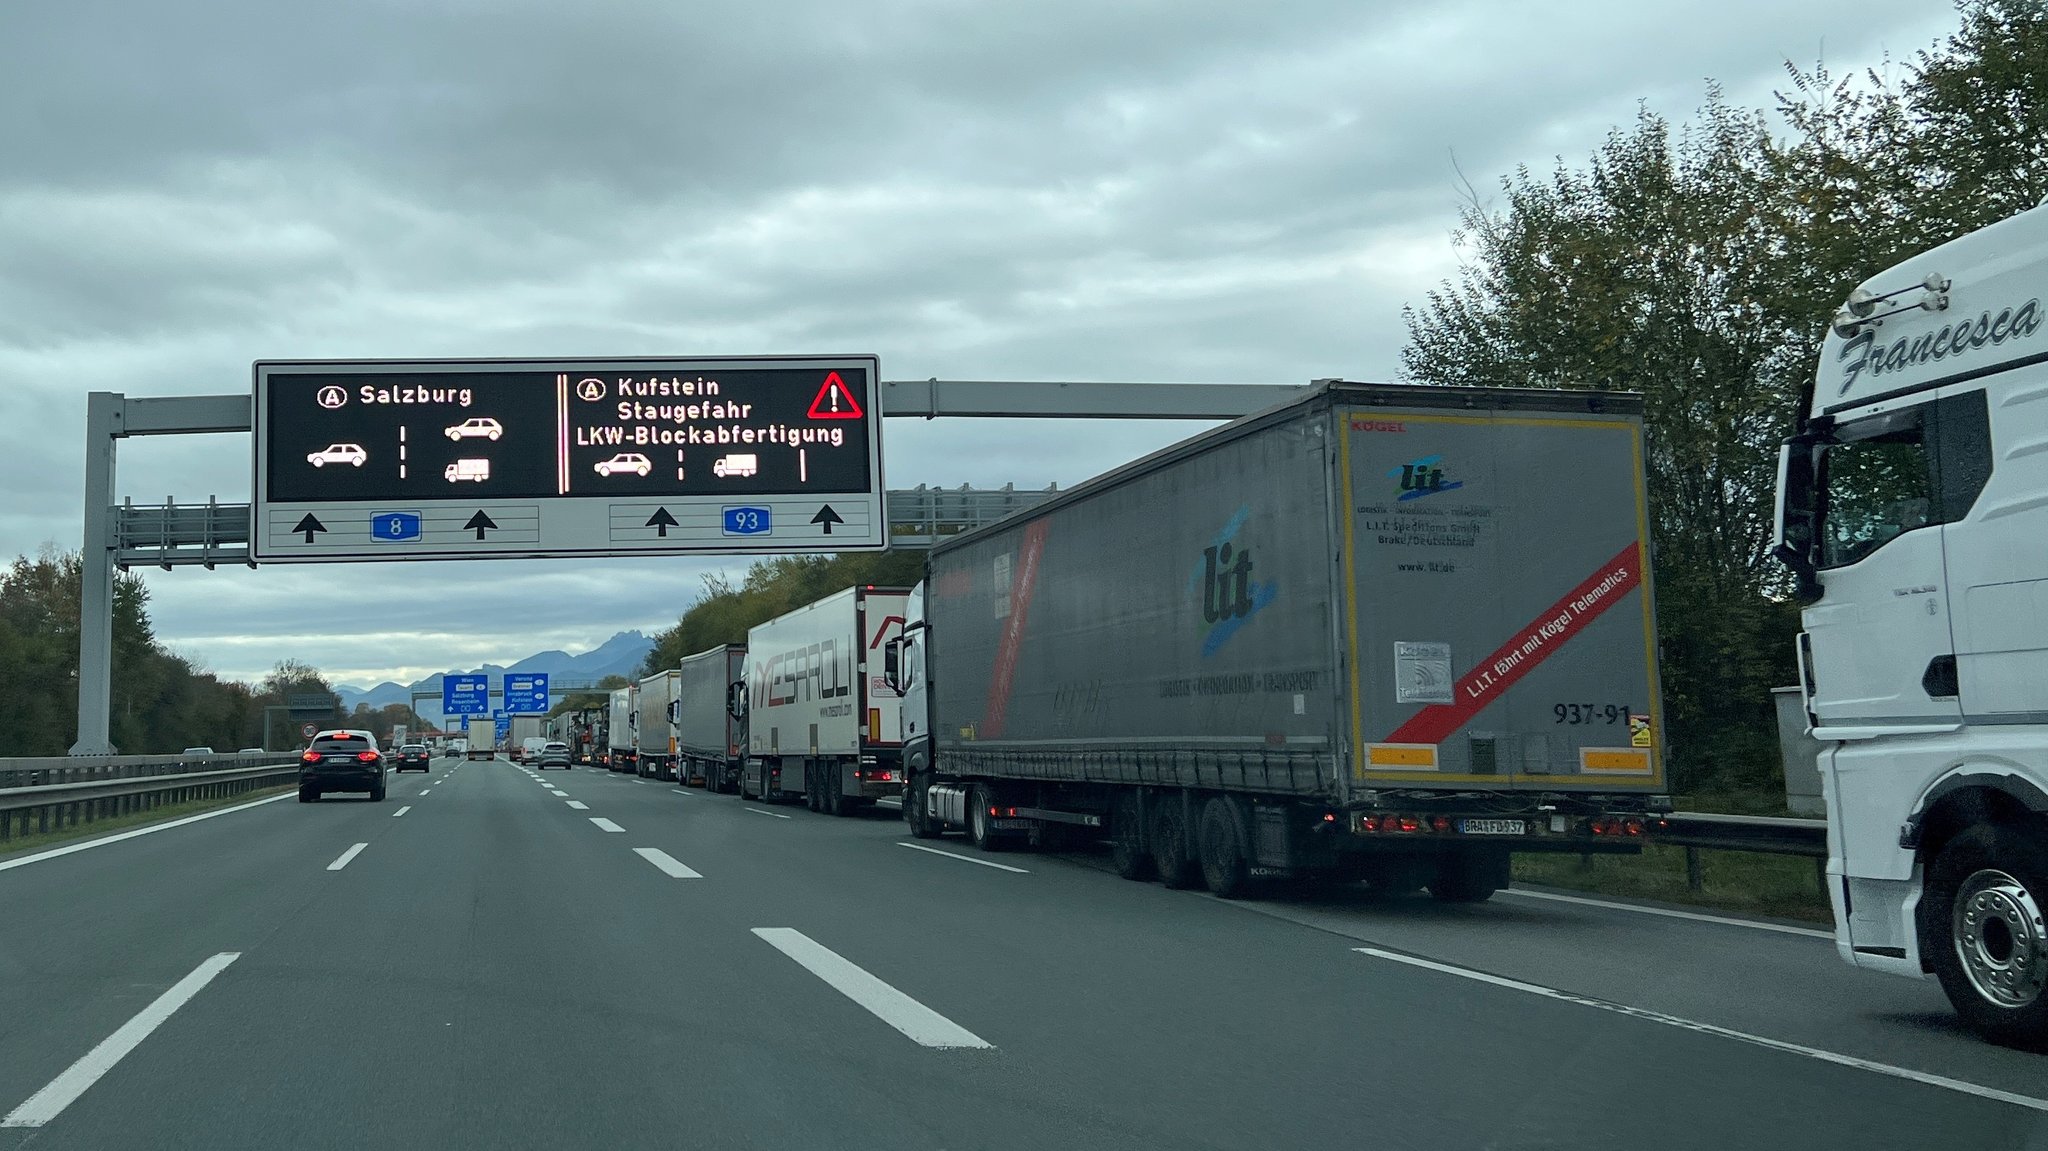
[806,372,863,420]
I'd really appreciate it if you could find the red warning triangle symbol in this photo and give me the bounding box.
[806,371,864,420]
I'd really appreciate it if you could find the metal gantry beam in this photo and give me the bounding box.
[70,378,1309,754]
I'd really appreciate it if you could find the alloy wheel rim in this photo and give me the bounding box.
[1954,867,2048,1009]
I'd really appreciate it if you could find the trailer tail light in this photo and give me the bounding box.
[1431,816,1452,832]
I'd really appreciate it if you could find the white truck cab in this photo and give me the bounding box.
[1776,205,2048,1048]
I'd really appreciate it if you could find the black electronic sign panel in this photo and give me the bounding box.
[252,357,884,562]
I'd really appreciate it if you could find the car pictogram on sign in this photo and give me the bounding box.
[445,417,504,441]
[595,453,653,477]
[307,444,368,467]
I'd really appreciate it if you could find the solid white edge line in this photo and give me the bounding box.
[0,792,297,874]
[632,847,702,878]
[896,841,1029,874]
[327,843,369,871]
[392,806,411,818]
[2,952,241,1128]
[752,928,989,1049]
[1499,887,1833,939]
[744,807,792,819]
[565,801,589,810]
[589,817,624,833]
[1353,946,2048,1114]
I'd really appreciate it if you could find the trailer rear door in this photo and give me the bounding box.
[1339,406,1664,792]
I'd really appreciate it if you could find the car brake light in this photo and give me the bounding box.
[357,751,379,763]
[301,751,319,763]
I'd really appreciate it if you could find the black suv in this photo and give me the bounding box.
[299,730,387,802]
[395,744,431,772]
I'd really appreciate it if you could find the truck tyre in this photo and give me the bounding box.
[804,763,821,812]
[1150,802,1201,889]
[1110,792,1153,880]
[1428,849,1505,904]
[907,778,942,839]
[1198,797,1254,899]
[1927,822,2048,1050]
[968,785,1008,853]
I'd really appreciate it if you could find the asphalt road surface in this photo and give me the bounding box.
[1,756,2043,1150]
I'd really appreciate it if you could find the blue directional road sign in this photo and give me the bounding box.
[494,712,510,741]
[505,673,550,714]
[442,673,489,716]
[722,506,771,536]
[370,512,423,542]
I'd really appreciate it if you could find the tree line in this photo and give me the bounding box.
[0,550,370,755]
[1400,0,2046,794]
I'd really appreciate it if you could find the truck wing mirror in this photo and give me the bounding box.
[1773,434,1826,604]
[882,638,902,692]
[726,682,747,720]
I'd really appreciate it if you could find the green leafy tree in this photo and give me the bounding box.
[642,549,927,674]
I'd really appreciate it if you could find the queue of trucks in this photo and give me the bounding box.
[608,380,1662,911]
[457,207,2048,1055]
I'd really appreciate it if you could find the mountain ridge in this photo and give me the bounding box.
[335,630,653,720]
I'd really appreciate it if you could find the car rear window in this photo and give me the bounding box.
[312,734,375,752]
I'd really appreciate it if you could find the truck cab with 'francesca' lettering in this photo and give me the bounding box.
[1775,205,2048,1049]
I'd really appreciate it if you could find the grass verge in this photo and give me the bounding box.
[0,784,295,860]
[1513,843,1832,924]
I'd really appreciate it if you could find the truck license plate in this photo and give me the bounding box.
[1459,819,1526,836]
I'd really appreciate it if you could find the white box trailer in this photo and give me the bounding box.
[676,644,747,791]
[508,715,544,762]
[636,670,681,780]
[741,584,910,814]
[465,716,494,761]
[607,686,637,773]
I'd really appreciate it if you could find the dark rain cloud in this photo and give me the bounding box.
[0,0,1949,681]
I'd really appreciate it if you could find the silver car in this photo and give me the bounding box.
[536,742,573,770]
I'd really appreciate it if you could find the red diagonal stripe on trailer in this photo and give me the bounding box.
[983,519,1050,739]
[1384,541,1644,747]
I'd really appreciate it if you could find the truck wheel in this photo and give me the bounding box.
[1110,793,1153,881]
[1428,850,1505,904]
[907,778,942,839]
[1150,802,1201,889]
[1198,797,1254,899]
[1928,822,2048,1050]
[968,785,1008,853]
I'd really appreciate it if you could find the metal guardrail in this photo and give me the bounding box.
[0,759,301,844]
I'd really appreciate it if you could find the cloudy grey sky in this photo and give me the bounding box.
[0,0,1952,689]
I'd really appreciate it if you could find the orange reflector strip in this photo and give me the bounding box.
[1367,744,1438,768]
[1580,749,1652,774]
[868,709,881,742]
